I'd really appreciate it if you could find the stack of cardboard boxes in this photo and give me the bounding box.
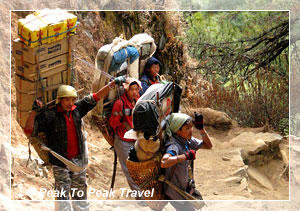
[13,9,77,128]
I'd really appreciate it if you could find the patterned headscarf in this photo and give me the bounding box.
[166,113,192,136]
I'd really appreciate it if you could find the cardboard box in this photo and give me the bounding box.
[16,83,66,111]
[46,70,67,102]
[47,70,67,87]
[15,74,46,94]
[34,9,77,35]
[17,9,77,47]
[12,35,77,64]
[16,90,43,111]
[15,53,68,81]
[35,9,77,35]
[16,109,31,129]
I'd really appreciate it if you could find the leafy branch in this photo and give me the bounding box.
[184,13,289,83]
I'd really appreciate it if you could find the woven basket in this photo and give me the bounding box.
[126,155,164,200]
[92,114,114,146]
[30,132,50,165]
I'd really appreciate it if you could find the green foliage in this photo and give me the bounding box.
[279,118,289,136]
[182,11,289,134]
[183,11,289,82]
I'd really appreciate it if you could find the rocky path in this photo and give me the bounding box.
[10,109,289,203]
[194,128,288,201]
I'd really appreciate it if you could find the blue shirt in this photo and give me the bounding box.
[164,134,203,200]
[139,74,160,96]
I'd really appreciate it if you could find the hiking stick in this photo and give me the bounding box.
[110,149,118,191]
[158,175,206,209]
[158,175,196,200]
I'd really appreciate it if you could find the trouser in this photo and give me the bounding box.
[53,157,89,211]
[113,134,144,200]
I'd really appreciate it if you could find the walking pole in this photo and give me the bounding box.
[158,175,206,209]
[110,149,118,190]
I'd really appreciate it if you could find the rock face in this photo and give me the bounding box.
[227,132,288,199]
[230,132,283,166]
[0,142,9,197]
[0,142,12,211]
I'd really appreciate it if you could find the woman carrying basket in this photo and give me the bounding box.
[160,112,213,211]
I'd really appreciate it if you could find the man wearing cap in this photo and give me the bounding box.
[160,112,213,211]
[108,77,143,199]
[24,76,126,210]
[139,56,163,95]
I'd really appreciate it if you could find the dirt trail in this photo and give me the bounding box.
[195,127,288,200]
[10,109,289,201]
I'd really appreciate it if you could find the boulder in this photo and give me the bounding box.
[230,132,283,166]
[191,108,233,130]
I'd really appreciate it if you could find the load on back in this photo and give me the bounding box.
[92,33,158,145]
[13,9,78,165]
[92,33,182,203]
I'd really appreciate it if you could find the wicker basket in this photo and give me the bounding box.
[126,155,164,200]
[30,132,50,165]
[92,114,114,146]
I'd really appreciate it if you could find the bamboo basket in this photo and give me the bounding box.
[30,132,50,165]
[126,155,164,200]
[92,114,114,146]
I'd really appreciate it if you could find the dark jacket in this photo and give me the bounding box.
[140,57,162,95]
[139,74,161,95]
[33,94,97,167]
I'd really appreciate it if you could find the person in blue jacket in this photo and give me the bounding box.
[139,57,163,95]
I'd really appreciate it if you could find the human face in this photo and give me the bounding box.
[149,63,160,78]
[176,121,193,140]
[126,84,139,101]
[59,97,76,112]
